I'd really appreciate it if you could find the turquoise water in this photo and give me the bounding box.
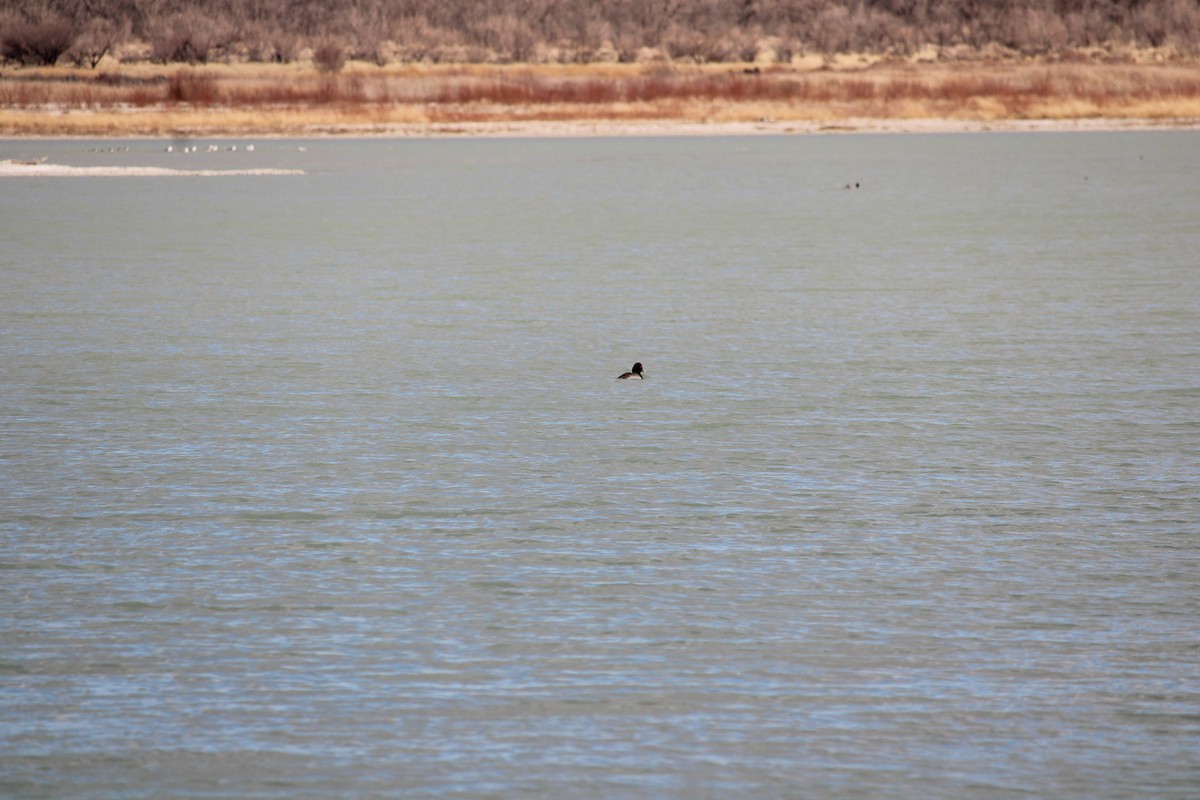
[2,132,1198,798]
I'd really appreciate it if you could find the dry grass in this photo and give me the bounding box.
[2,59,1199,136]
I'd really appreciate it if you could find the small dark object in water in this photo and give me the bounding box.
[618,362,644,380]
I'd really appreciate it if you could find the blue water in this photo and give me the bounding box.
[1,132,1198,798]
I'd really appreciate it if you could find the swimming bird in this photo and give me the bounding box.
[618,362,644,380]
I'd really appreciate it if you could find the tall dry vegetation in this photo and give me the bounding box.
[4,59,1200,135]
[2,0,1200,68]
[4,61,1198,115]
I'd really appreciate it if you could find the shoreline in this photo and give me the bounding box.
[312,116,1200,137]
[3,116,1195,174]
[2,116,1199,143]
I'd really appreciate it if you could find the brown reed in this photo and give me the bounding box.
[2,60,1199,136]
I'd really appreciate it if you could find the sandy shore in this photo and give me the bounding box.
[3,115,1197,147]
[312,116,1200,137]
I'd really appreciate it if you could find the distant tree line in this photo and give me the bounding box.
[3,0,1200,68]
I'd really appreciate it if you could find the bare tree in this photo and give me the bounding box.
[68,16,123,67]
[1,14,77,65]
[145,9,233,64]
[1,0,1196,67]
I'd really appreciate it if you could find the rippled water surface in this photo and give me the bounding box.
[2,133,1198,798]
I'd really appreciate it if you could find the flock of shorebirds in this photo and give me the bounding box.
[84,144,263,153]
[164,144,257,153]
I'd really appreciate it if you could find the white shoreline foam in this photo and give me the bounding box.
[0,162,304,177]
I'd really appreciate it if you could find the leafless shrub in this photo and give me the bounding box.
[572,17,613,57]
[242,24,272,63]
[271,33,302,63]
[313,39,346,72]
[243,23,301,63]
[146,10,231,65]
[610,30,643,62]
[1001,8,1069,56]
[884,22,923,57]
[391,16,444,61]
[812,6,853,56]
[349,36,391,66]
[1,14,76,66]
[1131,0,1200,53]
[0,0,1197,68]
[1063,7,1112,49]
[661,25,710,62]
[773,36,799,64]
[347,2,395,65]
[68,17,124,68]
[468,13,536,62]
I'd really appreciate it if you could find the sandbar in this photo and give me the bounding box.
[0,161,303,176]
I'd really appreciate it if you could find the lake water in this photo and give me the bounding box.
[1,132,1198,798]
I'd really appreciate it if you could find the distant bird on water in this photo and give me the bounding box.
[618,362,644,380]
